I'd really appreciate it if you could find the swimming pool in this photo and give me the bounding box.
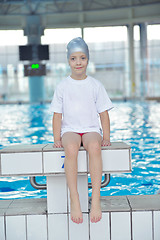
[0,101,160,199]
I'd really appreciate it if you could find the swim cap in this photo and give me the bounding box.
[67,37,89,60]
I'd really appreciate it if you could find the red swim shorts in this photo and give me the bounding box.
[77,133,87,137]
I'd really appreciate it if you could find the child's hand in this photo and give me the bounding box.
[53,140,63,148]
[101,139,111,146]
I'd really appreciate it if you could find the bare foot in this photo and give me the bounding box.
[70,196,83,224]
[90,198,102,223]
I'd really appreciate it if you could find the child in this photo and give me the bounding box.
[50,37,113,224]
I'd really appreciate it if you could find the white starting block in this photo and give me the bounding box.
[0,142,131,240]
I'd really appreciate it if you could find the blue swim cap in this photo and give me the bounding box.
[67,37,89,60]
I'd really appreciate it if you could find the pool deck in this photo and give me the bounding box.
[0,195,160,240]
[1,195,160,216]
[0,143,160,239]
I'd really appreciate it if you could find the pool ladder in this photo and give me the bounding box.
[29,174,110,190]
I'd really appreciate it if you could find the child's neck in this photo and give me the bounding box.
[70,74,87,80]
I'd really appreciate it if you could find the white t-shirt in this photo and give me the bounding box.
[49,75,113,136]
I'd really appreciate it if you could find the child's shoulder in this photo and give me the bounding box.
[88,76,103,88]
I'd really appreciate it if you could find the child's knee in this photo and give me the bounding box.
[64,143,79,157]
[88,141,101,154]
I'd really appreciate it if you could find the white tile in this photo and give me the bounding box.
[77,151,88,172]
[68,175,88,213]
[44,150,87,174]
[111,212,131,240]
[48,214,68,240]
[6,215,26,240]
[69,213,89,240]
[1,152,42,175]
[47,176,68,213]
[44,152,65,174]
[27,215,47,240]
[154,211,160,240]
[90,213,110,240]
[102,149,130,173]
[132,211,152,240]
[0,216,5,240]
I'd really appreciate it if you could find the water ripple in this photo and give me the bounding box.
[1,101,160,199]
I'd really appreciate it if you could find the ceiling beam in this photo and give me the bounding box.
[0,1,160,30]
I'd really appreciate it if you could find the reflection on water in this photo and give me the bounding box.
[0,101,160,199]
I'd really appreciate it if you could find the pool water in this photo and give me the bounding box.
[0,101,160,199]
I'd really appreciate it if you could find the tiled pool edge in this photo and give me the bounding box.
[0,195,160,240]
[0,142,135,239]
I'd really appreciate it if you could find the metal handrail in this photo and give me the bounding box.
[30,173,110,190]
[30,176,47,190]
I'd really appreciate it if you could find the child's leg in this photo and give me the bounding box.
[62,132,82,224]
[82,132,102,223]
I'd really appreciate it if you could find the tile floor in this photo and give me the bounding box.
[0,195,160,240]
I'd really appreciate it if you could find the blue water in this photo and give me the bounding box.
[0,101,160,199]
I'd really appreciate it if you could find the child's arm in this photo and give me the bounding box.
[99,110,111,146]
[52,112,63,148]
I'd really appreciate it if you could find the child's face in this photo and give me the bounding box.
[69,52,88,80]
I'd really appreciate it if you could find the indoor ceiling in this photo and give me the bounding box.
[0,0,160,29]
